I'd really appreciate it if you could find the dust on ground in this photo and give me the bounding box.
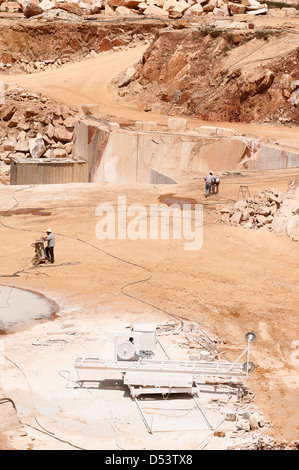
[0,12,299,451]
[0,168,298,449]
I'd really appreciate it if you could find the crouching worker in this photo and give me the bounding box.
[212,176,220,194]
[43,228,55,264]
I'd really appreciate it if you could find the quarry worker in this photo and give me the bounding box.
[205,171,214,198]
[212,176,220,194]
[43,229,55,264]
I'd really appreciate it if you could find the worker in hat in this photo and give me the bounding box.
[212,175,220,194]
[204,171,214,198]
[43,229,55,264]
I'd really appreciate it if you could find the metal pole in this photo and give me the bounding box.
[133,397,153,434]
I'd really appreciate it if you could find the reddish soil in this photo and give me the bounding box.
[126,28,299,124]
[0,13,299,450]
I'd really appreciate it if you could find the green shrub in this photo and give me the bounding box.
[265,1,299,10]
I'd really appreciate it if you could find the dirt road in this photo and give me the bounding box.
[3,45,299,147]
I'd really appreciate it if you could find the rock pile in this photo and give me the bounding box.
[133,0,269,19]
[15,0,272,19]
[0,87,81,168]
[235,434,299,450]
[271,179,299,241]
[219,188,283,230]
[0,57,72,75]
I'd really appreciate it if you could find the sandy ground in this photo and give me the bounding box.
[0,39,299,450]
[0,168,298,449]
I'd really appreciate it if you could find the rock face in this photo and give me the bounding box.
[220,188,283,230]
[123,30,299,125]
[239,70,275,101]
[272,179,299,241]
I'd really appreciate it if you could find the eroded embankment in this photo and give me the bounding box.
[123,28,299,124]
[0,18,162,72]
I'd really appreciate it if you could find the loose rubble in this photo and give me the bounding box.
[235,435,299,450]
[219,188,283,230]
[155,320,296,450]
[0,86,82,182]
[12,0,297,20]
[2,0,298,19]
[0,26,152,76]
[0,56,72,75]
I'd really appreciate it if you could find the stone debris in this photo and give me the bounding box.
[271,179,299,241]
[14,0,283,20]
[118,66,137,88]
[0,87,82,174]
[0,56,72,75]
[176,324,286,448]
[291,80,299,107]
[219,188,283,230]
[233,433,299,450]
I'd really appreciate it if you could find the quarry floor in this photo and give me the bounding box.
[0,168,299,450]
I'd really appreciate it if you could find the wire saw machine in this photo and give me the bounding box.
[31,239,48,266]
[74,324,256,398]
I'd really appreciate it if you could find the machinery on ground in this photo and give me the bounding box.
[31,240,48,266]
[74,324,256,398]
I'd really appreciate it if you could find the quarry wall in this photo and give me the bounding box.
[74,118,299,184]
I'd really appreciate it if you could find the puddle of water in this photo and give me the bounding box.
[0,285,59,334]
[158,194,198,209]
[0,208,52,217]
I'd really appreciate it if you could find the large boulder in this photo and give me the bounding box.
[231,211,243,225]
[239,70,275,101]
[89,0,102,13]
[118,66,136,88]
[23,1,43,17]
[29,134,46,158]
[54,125,73,142]
[0,104,16,121]
[39,0,55,10]
[228,2,246,15]
[115,5,136,15]
[55,2,83,15]
[256,205,270,216]
[14,139,30,153]
[143,4,169,16]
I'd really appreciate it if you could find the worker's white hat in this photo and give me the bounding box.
[210,171,213,175]
[46,228,52,233]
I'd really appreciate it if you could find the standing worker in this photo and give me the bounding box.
[43,229,55,264]
[204,171,214,198]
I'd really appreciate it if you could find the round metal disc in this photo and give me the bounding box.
[117,341,136,361]
[243,361,255,373]
[245,331,256,343]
